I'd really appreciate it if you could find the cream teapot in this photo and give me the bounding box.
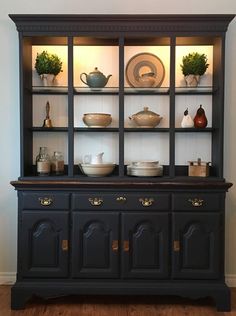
[137,72,156,87]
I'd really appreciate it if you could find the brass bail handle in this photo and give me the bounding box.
[116,196,127,203]
[88,197,103,206]
[139,198,154,207]
[39,197,53,206]
[188,198,204,207]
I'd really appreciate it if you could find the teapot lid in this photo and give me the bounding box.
[90,67,104,75]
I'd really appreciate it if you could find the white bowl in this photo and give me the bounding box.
[80,163,115,177]
[83,113,112,128]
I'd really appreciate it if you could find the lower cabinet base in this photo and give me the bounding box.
[11,281,231,311]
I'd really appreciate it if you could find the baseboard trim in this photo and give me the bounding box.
[0,272,235,287]
[0,273,16,285]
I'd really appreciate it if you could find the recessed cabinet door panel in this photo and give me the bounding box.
[21,211,69,278]
[72,212,119,278]
[172,213,221,279]
[122,212,169,279]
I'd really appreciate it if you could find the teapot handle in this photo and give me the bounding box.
[80,73,88,86]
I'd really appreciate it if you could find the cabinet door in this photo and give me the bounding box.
[20,211,69,278]
[72,212,119,278]
[172,213,221,279]
[122,212,169,279]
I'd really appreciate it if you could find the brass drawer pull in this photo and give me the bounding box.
[139,198,154,207]
[39,197,53,206]
[123,240,129,252]
[88,197,103,206]
[116,196,127,203]
[173,240,180,252]
[188,198,204,207]
[112,240,119,252]
[62,239,68,251]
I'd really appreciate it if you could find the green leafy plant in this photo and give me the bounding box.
[35,51,63,76]
[180,52,209,76]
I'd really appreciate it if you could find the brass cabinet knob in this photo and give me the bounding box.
[116,196,127,203]
[88,197,103,206]
[62,239,69,251]
[139,198,154,207]
[173,240,180,252]
[123,240,129,252]
[188,198,204,207]
[112,240,119,252]
[38,197,53,206]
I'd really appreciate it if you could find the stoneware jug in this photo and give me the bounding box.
[84,152,104,164]
[80,67,112,89]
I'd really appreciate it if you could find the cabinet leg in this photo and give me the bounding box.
[213,290,231,312]
[11,287,32,310]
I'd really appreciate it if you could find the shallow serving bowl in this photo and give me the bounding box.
[83,113,112,128]
[80,163,115,177]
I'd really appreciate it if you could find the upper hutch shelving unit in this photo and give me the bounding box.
[10,14,235,181]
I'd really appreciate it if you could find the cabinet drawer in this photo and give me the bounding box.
[20,192,70,210]
[172,193,223,211]
[72,193,170,211]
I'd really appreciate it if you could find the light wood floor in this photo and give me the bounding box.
[1,286,236,316]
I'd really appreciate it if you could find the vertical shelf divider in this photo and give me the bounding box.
[68,36,74,177]
[169,36,176,178]
[119,37,125,177]
[212,36,225,178]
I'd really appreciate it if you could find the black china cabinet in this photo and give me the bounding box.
[10,14,234,311]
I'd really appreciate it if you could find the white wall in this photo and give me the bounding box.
[0,0,236,284]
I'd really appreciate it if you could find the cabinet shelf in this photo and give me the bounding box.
[32,127,120,132]
[31,127,68,132]
[74,127,119,132]
[175,86,215,95]
[175,128,215,132]
[32,86,68,94]
[124,87,170,95]
[124,128,169,132]
[74,87,119,95]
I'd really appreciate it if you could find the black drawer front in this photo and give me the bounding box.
[172,193,223,211]
[72,193,170,211]
[21,192,70,210]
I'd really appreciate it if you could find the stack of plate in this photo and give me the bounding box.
[127,161,163,177]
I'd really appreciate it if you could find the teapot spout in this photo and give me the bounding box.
[105,74,112,84]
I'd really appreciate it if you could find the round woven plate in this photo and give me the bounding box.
[125,52,165,88]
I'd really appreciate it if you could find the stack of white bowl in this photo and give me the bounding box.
[127,161,163,177]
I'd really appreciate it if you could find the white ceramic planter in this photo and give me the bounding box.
[40,74,55,86]
[184,74,200,87]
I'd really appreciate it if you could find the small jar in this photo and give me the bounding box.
[51,151,64,175]
[36,147,51,176]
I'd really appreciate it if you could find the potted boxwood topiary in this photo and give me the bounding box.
[35,51,63,86]
[180,52,209,87]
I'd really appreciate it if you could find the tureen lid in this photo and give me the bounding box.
[135,106,160,116]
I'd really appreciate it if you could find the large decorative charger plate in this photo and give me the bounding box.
[125,52,165,88]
